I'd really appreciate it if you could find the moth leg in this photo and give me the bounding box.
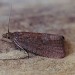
[13,38,30,58]
[26,51,29,58]
[23,49,29,58]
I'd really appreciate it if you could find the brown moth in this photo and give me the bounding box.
[2,31,65,58]
[2,5,66,58]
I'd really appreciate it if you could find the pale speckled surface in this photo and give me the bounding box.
[0,0,75,75]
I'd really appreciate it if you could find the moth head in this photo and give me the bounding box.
[2,21,12,39]
[2,32,12,39]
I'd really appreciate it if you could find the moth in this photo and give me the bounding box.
[2,5,66,58]
[2,28,65,58]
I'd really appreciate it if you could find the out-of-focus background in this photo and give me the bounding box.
[0,0,75,75]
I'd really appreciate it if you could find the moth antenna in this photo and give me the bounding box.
[8,22,10,33]
[8,3,12,33]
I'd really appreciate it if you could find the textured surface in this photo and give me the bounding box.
[0,0,75,75]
